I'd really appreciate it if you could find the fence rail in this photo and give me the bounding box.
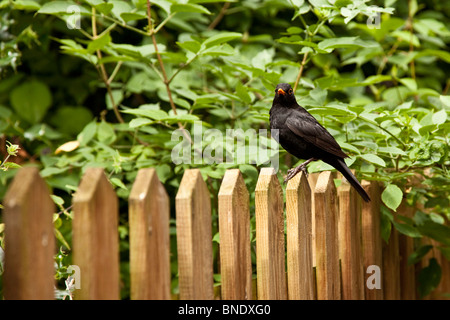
[2,166,450,300]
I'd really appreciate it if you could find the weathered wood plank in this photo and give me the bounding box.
[361,180,383,300]
[218,169,252,300]
[3,167,55,300]
[314,171,340,300]
[338,179,364,300]
[286,172,314,300]
[129,168,171,300]
[175,169,213,299]
[255,167,286,300]
[72,167,120,300]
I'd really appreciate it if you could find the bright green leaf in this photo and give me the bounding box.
[360,154,386,167]
[203,32,242,48]
[382,183,403,212]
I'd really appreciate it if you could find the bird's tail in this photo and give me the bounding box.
[330,158,371,202]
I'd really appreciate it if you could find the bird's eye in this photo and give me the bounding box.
[288,88,293,94]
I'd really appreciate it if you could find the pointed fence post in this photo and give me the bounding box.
[361,180,383,300]
[218,169,252,300]
[255,167,286,300]
[314,171,340,300]
[286,172,314,300]
[176,169,213,300]
[3,167,55,300]
[338,178,364,300]
[72,168,120,300]
[129,168,171,300]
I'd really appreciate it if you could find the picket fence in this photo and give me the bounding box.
[2,166,449,300]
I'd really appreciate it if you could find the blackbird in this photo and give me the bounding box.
[270,83,370,202]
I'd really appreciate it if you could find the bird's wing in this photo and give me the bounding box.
[285,110,349,159]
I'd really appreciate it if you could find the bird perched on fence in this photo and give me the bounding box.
[269,83,370,202]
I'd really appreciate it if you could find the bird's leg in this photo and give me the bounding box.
[284,158,317,183]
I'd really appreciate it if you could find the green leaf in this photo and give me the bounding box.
[77,121,97,146]
[416,220,450,246]
[97,121,116,144]
[392,221,422,238]
[177,40,202,53]
[377,146,406,156]
[122,108,168,120]
[38,1,90,15]
[87,32,112,53]
[54,228,71,250]
[439,95,450,107]
[110,177,127,190]
[235,82,252,104]
[318,37,378,53]
[382,184,403,212]
[408,245,433,265]
[129,117,153,128]
[399,78,417,91]
[110,0,133,21]
[418,258,441,298]
[212,232,220,244]
[360,154,386,167]
[50,106,93,135]
[10,80,52,124]
[171,3,211,15]
[120,12,147,22]
[203,32,242,48]
[50,194,65,207]
[13,0,41,10]
[432,109,447,126]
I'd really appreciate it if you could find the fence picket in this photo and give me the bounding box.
[338,178,364,300]
[361,180,384,300]
[286,172,314,300]
[175,169,214,300]
[314,171,340,300]
[3,167,55,300]
[72,167,120,300]
[397,201,416,300]
[129,168,170,300]
[382,227,401,299]
[218,169,252,300]
[255,167,287,300]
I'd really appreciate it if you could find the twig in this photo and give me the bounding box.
[208,2,231,30]
[293,52,309,93]
[92,7,124,123]
[146,0,193,144]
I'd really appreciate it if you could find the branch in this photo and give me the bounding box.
[146,0,193,145]
[92,7,124,123]
[293,52,309,93]
[208,2,231,30]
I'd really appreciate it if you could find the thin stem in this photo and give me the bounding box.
[92,7,124,123]
[167,53,199,84]
[107,61,123,85]
[293,51,309,93]
[146,0,193,145]
[147,0,177,116]
[208,2,231,30]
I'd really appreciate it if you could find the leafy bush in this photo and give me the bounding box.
[0,0,449,298]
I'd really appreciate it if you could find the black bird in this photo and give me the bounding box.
[270,83,370,202]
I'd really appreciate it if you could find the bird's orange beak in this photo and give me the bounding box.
[277,88,286,95]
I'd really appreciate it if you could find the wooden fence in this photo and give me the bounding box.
[2,166,450,300]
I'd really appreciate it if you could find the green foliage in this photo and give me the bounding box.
[0,0,449,299]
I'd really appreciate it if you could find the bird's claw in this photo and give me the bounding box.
[284,165,308,184]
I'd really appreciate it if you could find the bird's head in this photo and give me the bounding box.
[274,83,296,104]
